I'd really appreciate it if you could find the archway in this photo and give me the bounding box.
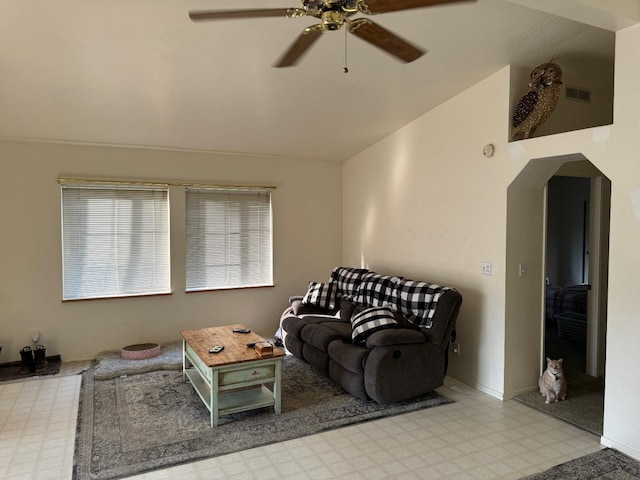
[504,153,610,433]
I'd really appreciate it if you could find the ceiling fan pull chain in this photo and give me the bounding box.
[343,26,349,73]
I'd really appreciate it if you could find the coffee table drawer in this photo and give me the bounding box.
[220,364,275,386]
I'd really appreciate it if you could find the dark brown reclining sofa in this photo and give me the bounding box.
[278,267,462,404]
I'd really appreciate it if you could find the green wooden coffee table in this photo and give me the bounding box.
[180,324,285,427]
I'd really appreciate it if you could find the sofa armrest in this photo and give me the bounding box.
[365,328,426,348]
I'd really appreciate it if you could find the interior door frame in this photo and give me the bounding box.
[542,170,610,378]
[586,175,610,377]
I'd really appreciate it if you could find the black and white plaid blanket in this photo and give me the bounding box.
[396,280,451,328]
[330,266,370,299]
[329,267,452,329]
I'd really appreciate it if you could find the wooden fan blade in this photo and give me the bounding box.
[189,8,306,21]
[348,19,424,63]
[274,26,324,68]
[358,0,475,15]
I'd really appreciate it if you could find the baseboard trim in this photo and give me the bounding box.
[601,436,640,461]
[448,373,504,400]
[505,385,539,400]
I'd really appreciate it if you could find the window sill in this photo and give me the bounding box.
[62,291,173,302]
[186,284,275,293]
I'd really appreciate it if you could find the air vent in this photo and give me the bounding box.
[565,85,591,103]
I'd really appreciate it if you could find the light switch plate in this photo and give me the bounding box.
[481,262,492,275]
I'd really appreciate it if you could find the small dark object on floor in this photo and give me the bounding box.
[0,354,62,382]
[34,345,48,372]
[19,346,35,374]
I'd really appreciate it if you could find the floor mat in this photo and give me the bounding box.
[0,355,61,382]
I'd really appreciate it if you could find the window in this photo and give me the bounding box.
[61,183,170,300]
[186,188,273,291]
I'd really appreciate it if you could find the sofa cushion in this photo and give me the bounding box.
[302,343,331,373]
[339,298,357,322]
[301,322,351,351]
[281,315,306,340]
[328,339,370,375]
[351,305,398,344]
[282,314,337,340]
[302,281,337,310]
[365,328,426,348]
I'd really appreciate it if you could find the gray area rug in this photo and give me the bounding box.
[93,341,183,380]
[521,448,640,479]
[514,377,603,436]
[73,354,453,480]
[515,324,604,436]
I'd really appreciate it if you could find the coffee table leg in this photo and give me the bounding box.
[274,359,282,415]
[211,369,219,427]
[182,339,187,381]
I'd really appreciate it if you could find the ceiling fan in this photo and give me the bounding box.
[189,0,475,67]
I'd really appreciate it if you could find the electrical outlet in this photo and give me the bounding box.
[452,342,460,355]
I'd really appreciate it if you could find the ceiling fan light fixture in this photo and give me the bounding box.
[321,10,344,30]
[286,8,307,18]
[189,0,476,67]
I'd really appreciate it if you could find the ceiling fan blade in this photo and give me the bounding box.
[348,19,424,63]
[189,8,306,21]
[358,0,475,15]
[274,26,324,68]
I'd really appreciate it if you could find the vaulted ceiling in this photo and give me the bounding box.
[0,1,635,161]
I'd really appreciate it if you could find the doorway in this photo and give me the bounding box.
[541,167,610,434]
[505,155,610,436]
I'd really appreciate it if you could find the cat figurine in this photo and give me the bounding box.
[539,357,567,404]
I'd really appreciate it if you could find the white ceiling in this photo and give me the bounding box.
[0,1,635,162]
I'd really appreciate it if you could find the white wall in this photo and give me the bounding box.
[343,66,518,398]
[597,23,640,460]
[342,24,640,459]
[0,141,342,361]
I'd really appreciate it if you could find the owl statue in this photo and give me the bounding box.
[512,62,563,140]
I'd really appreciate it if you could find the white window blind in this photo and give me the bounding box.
[186,188,273,291]
[61,184,170,300]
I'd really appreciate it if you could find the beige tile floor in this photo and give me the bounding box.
[0,373,602,480]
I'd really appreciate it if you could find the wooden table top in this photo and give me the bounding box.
[180,324,285,367]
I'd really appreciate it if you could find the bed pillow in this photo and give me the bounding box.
[350,305,398,344]
[302,281,337,310]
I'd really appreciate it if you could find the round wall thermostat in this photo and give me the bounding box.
[482,144,495,157]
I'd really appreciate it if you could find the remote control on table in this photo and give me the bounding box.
[232,328,251,333]
[209,345,224,353]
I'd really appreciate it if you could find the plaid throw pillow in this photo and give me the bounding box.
[302,281,337,310]
[350,305,398,344]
